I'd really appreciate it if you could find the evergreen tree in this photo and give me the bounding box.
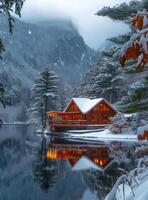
[123,75,148,113]
[29,68,58,128]
[96,1,145,20]
[0,0,25,56]
[0,1,25,126]
[97,1,148,69]
[143,0,148,10]
[79,48,127,103]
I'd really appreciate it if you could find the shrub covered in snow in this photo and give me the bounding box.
[137,123,148,136]
[137,120,148,140]
[135,145,148,156]
[109,113,129,134]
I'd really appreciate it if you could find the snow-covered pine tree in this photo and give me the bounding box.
[123,75,148,113]
[78,47,127,103]
[89,59,117,102]
[96,1,145,20]
[0,0,25,56]
[29,68,58,128]
[97,0,148,70]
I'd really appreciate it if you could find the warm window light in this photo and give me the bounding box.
[47,150,57,160]
[100,159,103,167]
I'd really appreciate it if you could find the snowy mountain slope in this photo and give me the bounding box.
[0,16,97,121]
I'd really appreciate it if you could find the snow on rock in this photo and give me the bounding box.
[137,124,148,136]
[72,156,103,171]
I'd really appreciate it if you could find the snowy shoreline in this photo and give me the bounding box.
[67,129,145,143]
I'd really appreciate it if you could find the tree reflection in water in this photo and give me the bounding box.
[33,153,58,192]
[32,145,69,193]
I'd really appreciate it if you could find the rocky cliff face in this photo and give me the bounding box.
[0,16,97,121]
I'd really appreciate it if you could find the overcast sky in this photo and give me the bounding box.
[22,0,131,49]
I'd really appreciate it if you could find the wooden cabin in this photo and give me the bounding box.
[47,98,117,131]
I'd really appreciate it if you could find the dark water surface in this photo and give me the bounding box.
[0,125,142,200]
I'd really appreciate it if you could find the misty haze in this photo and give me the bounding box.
[0,1,148,200]
[21,0,131,49]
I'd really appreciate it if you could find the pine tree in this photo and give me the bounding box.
[122,75,148,113]
[79,49,126,103]
[29,68,58,128]
[0,0,25,56]
[0,1,25,126]
[97,1,148,69]
[96,1,145,20]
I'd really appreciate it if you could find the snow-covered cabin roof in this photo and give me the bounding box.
[65,98,116,114]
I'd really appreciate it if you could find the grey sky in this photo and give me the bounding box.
[22,0,131,49]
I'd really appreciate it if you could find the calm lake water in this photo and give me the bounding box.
[0,125,143,200]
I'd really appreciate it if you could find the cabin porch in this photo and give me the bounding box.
[47,111,110,131]
[47,111,87,130]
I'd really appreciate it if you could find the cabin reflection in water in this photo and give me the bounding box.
[46,144,113,169]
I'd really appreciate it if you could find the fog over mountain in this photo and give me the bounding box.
[21,0,131,49]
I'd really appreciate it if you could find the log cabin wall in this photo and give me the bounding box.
[86,100,116,124]
[65,100,81,113]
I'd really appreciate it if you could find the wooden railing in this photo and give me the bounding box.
[48,120,87,125]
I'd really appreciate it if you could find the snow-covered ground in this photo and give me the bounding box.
[124,178,148,200]
[105,158,148,200]
[68,129,139,142]
[106,177,148,200]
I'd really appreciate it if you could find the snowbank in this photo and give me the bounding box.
[106,178,148,200]
[70,129,137,142]
[105,157,148,200]
[137,124,148,136]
